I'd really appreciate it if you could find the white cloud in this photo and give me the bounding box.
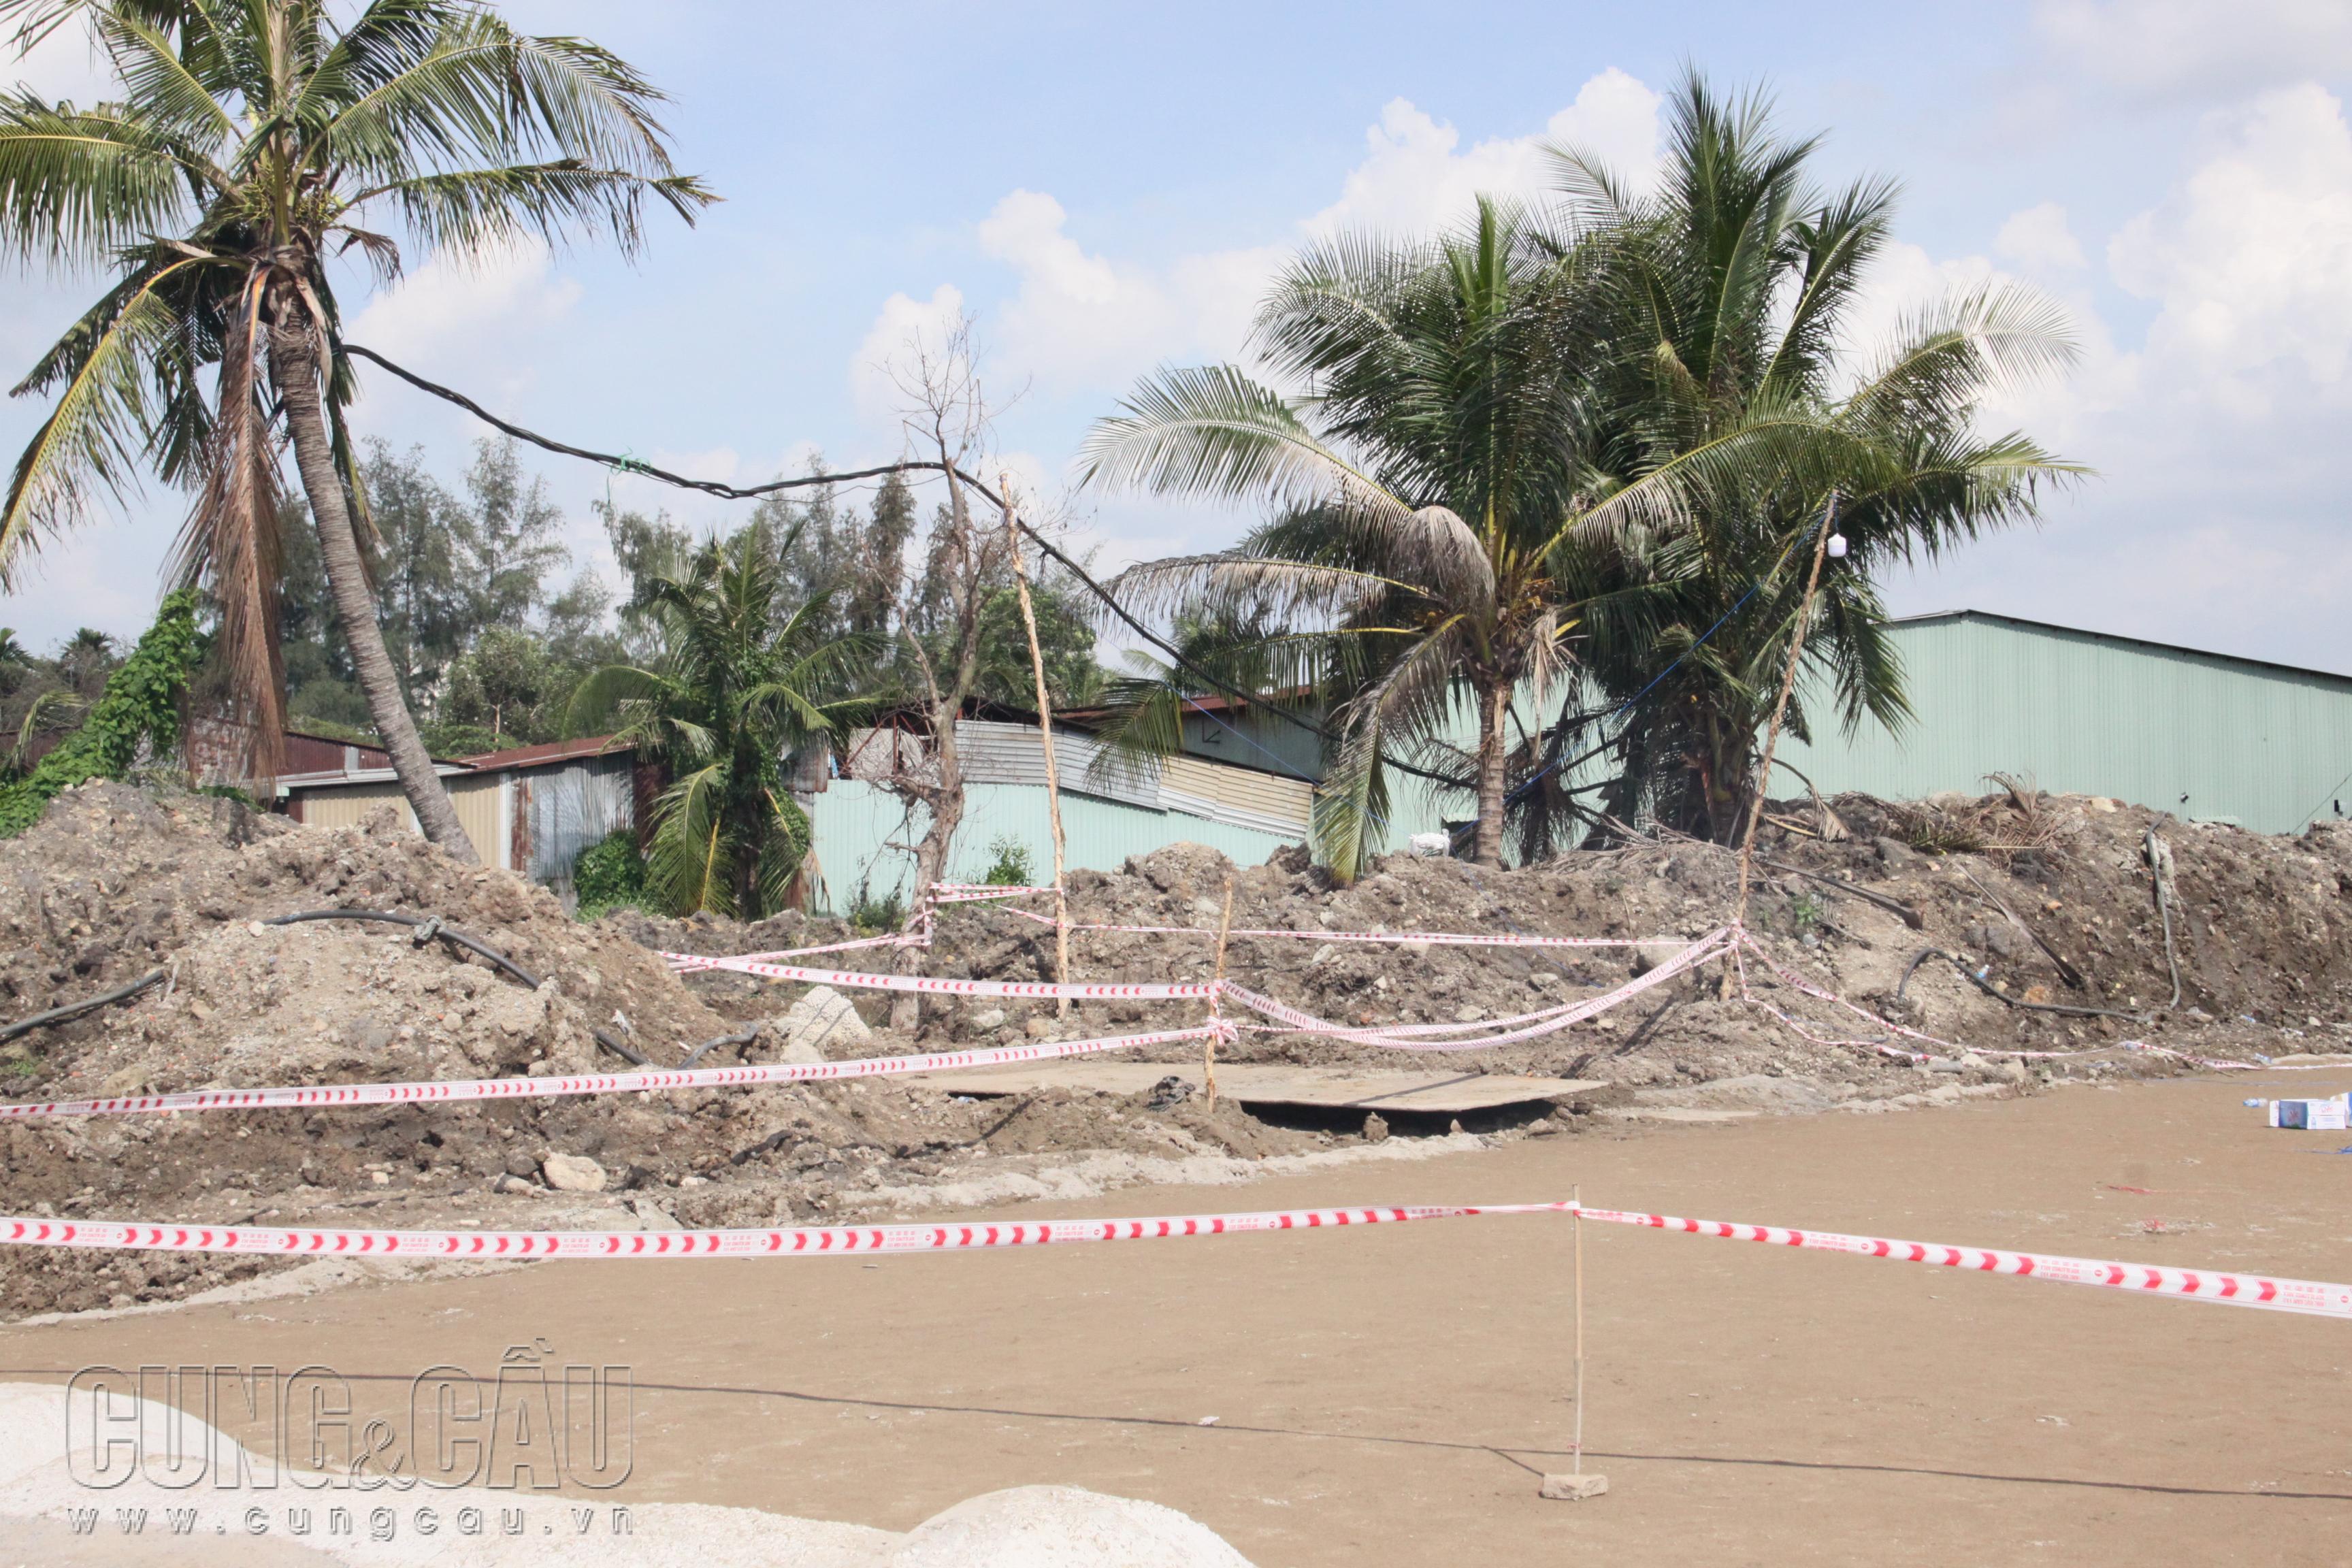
[348,241,581,374]
[858,69,1667,412]
[2108,84,2352,395]
[975,190,1249,389]
[1994,201,2087,272]
[2031,0,2352,99]
[1305,68,1661,238]
[850,282,969,423]
[1886,82,2352,670]
[2037,0,2352,97]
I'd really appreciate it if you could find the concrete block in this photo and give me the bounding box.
[1539,1472,1608,1501]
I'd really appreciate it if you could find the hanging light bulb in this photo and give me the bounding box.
[1825,533,1848,559]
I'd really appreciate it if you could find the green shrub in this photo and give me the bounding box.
[979,834,1036,887]
[0,591,201,838]
[572,828,648,919]
[847,883,905,935]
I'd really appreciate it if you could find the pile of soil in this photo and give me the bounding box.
[653,789,2352,1088]
[0,785,1318,1319]
[3,777,2349,1320]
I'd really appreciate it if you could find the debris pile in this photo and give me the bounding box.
[3,777,2350,1320]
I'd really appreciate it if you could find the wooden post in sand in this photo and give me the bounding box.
[1721,494,1839,1003]
[1541,1187,1607,1500]
[1205,875,1235,1110]
[1001,479,1072,1016]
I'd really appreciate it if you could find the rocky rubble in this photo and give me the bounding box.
[3,778,2349,1320]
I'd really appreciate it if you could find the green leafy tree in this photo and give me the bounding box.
[433,623,575,751]
[0,0,713,858]
[1556,76,2081,842]
[361,438,465,702]
[566,522,866,918]
[455,435,566,634]
[0,587,198,834]
[1083,198,1687,875]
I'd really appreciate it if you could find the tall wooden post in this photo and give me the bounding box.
[1723,495,1840,1005]
[1002,480,1072,1016]
[1206,875,1235,1110]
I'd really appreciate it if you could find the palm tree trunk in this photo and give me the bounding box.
[268,321,477,862]
[1473,680,1510,867]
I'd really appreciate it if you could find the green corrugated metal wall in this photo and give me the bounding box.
[1778,612,2352,833]
[806,779,1299,914]
[807,612,2352,898]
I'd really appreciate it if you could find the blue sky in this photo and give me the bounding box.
[6,1,2352,671]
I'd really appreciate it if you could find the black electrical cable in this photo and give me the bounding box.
[676,1025,763,1069]
[1895,947,2145,1024]
[343,343,1459,789]
[0,968,168,1045]
[263,909,651,1065]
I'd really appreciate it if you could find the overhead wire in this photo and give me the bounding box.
[344,344,1456,791]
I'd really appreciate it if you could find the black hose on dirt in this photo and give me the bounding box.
[263,909,651,1066]
[0,968,169,1045]
[1896,947,2146,1024]
[677,1026,763,1068]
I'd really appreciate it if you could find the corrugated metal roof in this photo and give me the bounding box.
[458,734,630,771]
[1782,612,2352,832]
[1886,610,2352,687]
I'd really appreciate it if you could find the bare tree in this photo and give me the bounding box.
[880,318,1014,1031]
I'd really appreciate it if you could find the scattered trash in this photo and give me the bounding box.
[2268,1096,2351,1131]
[2244,1098,2266,1107]
[1144,1074,1197,1111]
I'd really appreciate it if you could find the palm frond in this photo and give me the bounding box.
[0,255,203,583]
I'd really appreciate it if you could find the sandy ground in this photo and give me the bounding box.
[5,1075,2352,1567]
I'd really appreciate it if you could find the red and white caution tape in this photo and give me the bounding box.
[665,928,924,970]
[1572,1202,2352,1319]
[988,900,1663,949]
[660,953,1215,1000]
[1223,929,1735,1049]
[928,883,1060,904]
[7,1196,2347,1321]
[0,1026,1216,1121]
[0,1202,1561,1259]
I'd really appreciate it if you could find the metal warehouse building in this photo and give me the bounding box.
[255,608,2352,905]
[1780,611,2352,835]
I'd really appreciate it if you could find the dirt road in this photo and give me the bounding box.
[8,1075,2352,1566]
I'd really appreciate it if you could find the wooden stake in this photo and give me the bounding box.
[1002,480,1072,1016]
[1573,1183,1585,1475]
[1733,495,1838,926]
[1205,874,1235,1111]
[1539,1186,1606,1499]
[1724,494,1838,1001]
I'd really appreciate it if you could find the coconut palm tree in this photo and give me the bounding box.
[1081,197,1724,875]
[1548,74,2081,843]
[0,0,713,857]
[566,522,868,919]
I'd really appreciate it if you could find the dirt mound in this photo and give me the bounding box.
[855,796,2352,1078]
[7,778,2350,1322]
[0,785,1328,1320]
